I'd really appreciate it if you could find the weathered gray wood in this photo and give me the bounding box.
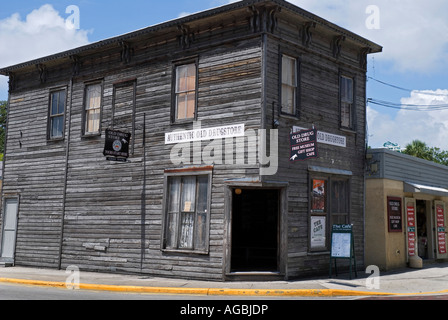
[0,0,380,280]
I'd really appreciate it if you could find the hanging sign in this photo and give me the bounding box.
[290,128,318,161]
[407,205,416,256]
[436,205,447,255]
[103,129,131,159]
[293,126,346,148]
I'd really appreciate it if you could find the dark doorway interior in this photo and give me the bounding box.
[231,189,279,272]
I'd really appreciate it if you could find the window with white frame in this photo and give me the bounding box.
[281,54,299,116]
[84,83,102,135]
[174,63,197,121]
[163,172,211,253]
[340,76,354,129]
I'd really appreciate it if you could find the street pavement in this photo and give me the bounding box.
[1,261,448,299]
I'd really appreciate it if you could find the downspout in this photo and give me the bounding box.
[58,77,74,270]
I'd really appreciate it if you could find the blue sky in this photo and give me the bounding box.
[1,0,448,149]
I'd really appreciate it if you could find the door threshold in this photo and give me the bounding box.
[226,271,284,281]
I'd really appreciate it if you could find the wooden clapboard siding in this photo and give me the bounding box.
[1,0,380,280]
[263,15,369,277]
[3,86,69,268]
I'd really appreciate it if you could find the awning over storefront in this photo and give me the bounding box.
[404,182,448,197]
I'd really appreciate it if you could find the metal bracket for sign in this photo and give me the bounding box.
[329,224,358,280]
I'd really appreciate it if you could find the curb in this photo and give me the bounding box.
[0,277,398,297]
[3,277,448,297]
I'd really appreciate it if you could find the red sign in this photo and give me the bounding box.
[436,205,447,255]
[407,205,416,256]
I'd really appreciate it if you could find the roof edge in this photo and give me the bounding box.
[0,0,382,76]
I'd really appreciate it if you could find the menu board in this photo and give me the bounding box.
[331,233,352,258]
[330,225,353,259]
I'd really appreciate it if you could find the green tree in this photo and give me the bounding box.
[402,140,433,161]
[402,140,448,166]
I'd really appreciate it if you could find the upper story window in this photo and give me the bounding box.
[84,83,102,135]
[280,54,300,117]
[340,76,354,130]
[48,89,66,140]
[173,62,197,121]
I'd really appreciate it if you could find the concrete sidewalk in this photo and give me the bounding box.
[1,262,448,298]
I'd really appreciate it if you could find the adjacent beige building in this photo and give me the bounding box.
[366,149,448,271]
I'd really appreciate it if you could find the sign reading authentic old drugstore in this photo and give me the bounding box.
[103,129,131,159]
[290,128,318,161]
[165,124,245,144]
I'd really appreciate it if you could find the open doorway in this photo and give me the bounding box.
[231,189,279,272]
[416,200,429,259]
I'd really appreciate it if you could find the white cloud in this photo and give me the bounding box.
[290,0,448,74]
[0,4,91,100]
[368,90,448,149]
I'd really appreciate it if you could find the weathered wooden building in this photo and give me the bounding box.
[0,0,381,280]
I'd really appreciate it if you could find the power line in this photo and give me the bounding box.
[367,76,448,97]
[368,98,448,111]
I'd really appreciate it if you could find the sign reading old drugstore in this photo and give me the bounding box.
[290,128,318,161]
[103,129,131,159]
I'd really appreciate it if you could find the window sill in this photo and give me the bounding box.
[47,137,64,143]
[280,112,300,120]
[308,251,330,256]
[82,132,102,139]
[162,248,209,256]
[339,127,356,135]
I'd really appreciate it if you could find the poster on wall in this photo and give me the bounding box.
[387,197,402,232]
[310,216,326,249]
[407,205,416,256]
[436,205,447,255]
[311,179,326,213]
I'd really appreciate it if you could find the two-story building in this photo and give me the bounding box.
[0,0,381,280]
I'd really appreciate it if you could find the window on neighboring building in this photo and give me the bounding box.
[163,172,211,253]
[340,76,354,129]
[49,90,66,139]
[174,63,197,121]
[310,176,350,252]
[84,83,102,135]
[281,54,299,116]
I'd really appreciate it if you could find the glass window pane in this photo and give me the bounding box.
[341,77,353,103]
[86,84,101,110]
[282,84,295,114]
[181,176,196,212]
[197,176,208,213]
[331,180,347,214]
[195,212,207,250]
[51,93,58,116]
[186,93,195,118]
[51,116,63,138]
[176,93,187,119]
[168,177,181,212]
[58,91,66,114]
[165,212,179,249]
[86,109,100,133]
[341,103,351,128]
[282,55,296,86]
[179,212,194,249]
